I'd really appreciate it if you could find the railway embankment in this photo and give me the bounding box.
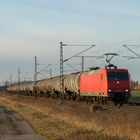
[0,92,139,140]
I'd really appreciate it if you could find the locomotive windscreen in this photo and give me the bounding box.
[107,72,129,81]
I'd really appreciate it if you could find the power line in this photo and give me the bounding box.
[123,45,140,58]
[99,38,140,46]
[63,45,95,62]
[67,63,79,71]
[94,38,140,56]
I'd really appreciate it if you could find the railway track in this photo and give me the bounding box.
[101,103,140,112]
[121,105,140,111]
[2,91,140,112]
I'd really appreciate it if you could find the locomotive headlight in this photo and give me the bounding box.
[125,89,129,92]
[108,89,111,92]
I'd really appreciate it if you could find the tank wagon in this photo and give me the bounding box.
[7,68,131,105]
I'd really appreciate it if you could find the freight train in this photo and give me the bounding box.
[7,67,131,105]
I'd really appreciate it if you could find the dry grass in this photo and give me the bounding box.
[0,92,139,140]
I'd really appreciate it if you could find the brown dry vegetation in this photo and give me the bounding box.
[0,92,140,140]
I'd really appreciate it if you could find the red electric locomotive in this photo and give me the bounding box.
[80,67,131,105]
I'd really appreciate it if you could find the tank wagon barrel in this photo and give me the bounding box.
[64,72,83,94]
[51,76,61,93]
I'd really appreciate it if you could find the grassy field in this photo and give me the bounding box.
[0,92,140,140]
[129,91,140,102]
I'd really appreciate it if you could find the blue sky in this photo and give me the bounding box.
[0,0,140,84]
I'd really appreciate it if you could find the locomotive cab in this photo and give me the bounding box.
[107,69,131,105]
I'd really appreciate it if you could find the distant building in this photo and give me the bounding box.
[0,86,7,91]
